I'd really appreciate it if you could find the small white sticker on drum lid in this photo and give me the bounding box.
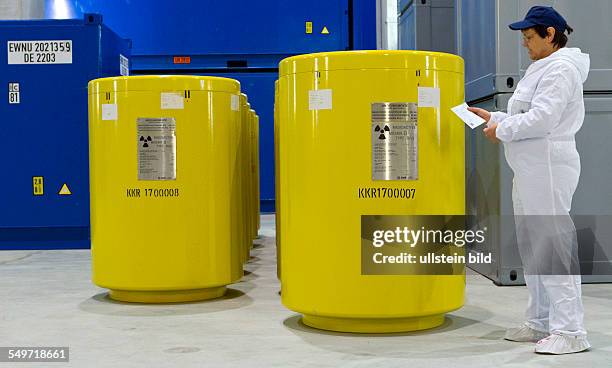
[101,104,118,120]
[161,92,184,110]
[417,87,440,108]
[231,94,240,111]
[308,89,332,110]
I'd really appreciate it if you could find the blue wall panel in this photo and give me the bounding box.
[46,0,352,56]
[220,72,278,213]
[352,0,377,50]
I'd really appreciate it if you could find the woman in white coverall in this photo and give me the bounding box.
[468,6,591,354]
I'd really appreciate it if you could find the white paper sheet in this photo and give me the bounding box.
[451,102,486,129]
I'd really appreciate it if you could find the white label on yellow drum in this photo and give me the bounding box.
[137,118,177,180]
[371,103,418,181]
[101,104,118,120]
[160,92,184,109]
[417,87,440,108]
[231,94,240,111]
[308,89,332,110]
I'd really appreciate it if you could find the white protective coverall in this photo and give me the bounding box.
[489,47,590,337]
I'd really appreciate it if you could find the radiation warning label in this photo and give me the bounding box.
[371,103,418,181]
[137,118,176,181]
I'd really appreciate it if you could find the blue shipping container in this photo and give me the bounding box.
[0,14,130,250]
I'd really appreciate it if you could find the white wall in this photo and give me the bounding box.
[0,0,45,20]
[376,0,398,50]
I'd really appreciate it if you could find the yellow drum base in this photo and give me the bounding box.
[108,286,227,303]
[301,314,445,333]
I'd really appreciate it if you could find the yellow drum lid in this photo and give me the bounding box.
[88,75,240,94]
[279,50,464,76]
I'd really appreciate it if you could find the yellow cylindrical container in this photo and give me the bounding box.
[274,80,282,280]
[253,113,260,233]
[231,94,246,268]
[278,50,465,333]
[245,107,253,244]
[246,105,254,245]
[249,108,258,240]
[88,75,243,303]
[239,94,251,262]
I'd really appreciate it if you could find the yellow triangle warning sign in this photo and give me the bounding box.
[321,26,330,35]
[59,183,72,195]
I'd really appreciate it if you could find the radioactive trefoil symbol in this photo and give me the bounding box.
[140,136,153,147]
[374,125,391,140]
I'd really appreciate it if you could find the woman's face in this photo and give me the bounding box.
[521,27,556,60]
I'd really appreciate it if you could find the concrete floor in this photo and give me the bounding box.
[1,214,611,367]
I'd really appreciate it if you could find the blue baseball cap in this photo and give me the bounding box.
[509,6,567,32]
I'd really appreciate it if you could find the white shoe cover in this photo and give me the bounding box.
[535,334,591,354]
[504,324,549,342]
